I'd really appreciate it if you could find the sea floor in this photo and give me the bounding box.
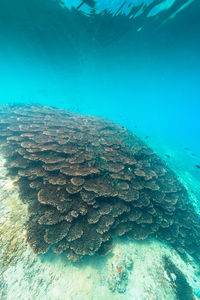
[0,139,200,300]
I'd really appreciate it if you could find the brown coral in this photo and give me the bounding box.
[0,104,200,262]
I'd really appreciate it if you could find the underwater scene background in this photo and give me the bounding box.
[0,0,200,299]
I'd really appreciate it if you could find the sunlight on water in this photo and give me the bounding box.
[63,0,183,18]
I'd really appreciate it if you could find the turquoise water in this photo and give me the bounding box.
[0,1,200,299]
[0,0,200,150]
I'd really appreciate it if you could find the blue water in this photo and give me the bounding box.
[0,0,200,154]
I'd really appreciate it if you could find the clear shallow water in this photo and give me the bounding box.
[0,0,199,151]
[0,1,200,299]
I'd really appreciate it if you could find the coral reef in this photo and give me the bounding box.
[107,264,129,293]
[0,103,200,262]
[107,253,133,293]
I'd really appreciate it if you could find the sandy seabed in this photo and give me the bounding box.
[0,144,200,300]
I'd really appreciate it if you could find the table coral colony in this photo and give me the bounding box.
[0,104,200,262]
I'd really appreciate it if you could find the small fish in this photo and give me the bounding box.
[192,153,198,157]
[165,154,171,159]
[145,136,149,139]
[184,147,190,150]
[196,165,200,169]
